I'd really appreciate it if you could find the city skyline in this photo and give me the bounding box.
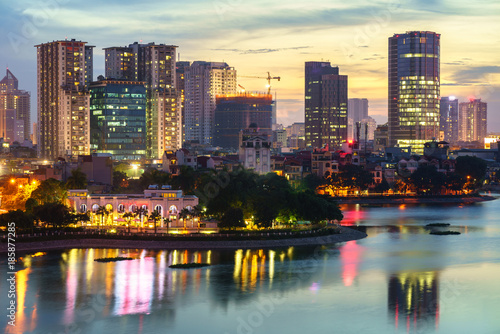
[0,0,499,132]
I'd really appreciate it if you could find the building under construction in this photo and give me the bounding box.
[214,93,273,150]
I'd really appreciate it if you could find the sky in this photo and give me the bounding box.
[0,0,499,132]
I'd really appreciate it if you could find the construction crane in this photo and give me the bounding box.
[239,72,280,94]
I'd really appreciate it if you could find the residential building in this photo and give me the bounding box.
[214,92,272,150]
[239,124,271,174]
[0,69,31,142]
[176,61,190,143]
[185,61,237,145]
[89,78,147,160]
[35,39,93,160]
[104,42,180,158]
[440,96,459,143]
[305,61,348,149]
[388,31,440,153]
[458,99,487,143]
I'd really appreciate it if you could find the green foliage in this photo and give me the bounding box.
[29,178,68,206]
[66,168,88,189]
[374,177,390,193]
[0,210,35,229]
[455,156,487,188]
[171,166,198,194]
[112,171,128,191]
[139,169,171,190]
[409,165,446,195]
[32,202,79,228]
[218,207,245,228]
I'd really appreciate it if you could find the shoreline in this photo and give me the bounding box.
[0,227,367,254]
[335,194,496,205]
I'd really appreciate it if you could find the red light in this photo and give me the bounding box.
[348,140,353,144]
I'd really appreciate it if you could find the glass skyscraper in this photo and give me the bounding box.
[305,61,348,149]
[440,96,459,143]
[388,31,440,154]
[89,79,146,160]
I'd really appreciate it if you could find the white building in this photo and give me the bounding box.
[185,61,236,145]
[239,124,271,174]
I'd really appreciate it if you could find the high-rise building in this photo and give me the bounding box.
[440,96,459,143]
[360,116,377,141]
[0,69,30,142]
[89,78,147,160]
[35,39,93,160]
[348,98,368,123]
[185,61,237,145]
[388,31,440,154]
[176,61,190,144]
[104,42,179,158]
[458,99,487,143]
[214,92,272,150]
[32,122,37,145]
[305,61,348,149]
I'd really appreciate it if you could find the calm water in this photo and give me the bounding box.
[2,196,500,334]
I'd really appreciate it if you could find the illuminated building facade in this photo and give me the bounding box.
[388,31,440,154]
[214,92,273,150]
[104,42,180,158]
[35,39,94,160]
[440,96,459,143]
[239,124,271,174]
[0,69,30,142]
[185,61,237,145]
[305,61,348,149]
[176,61,190,144]
[89,79,147,160]
[458,99,487,143]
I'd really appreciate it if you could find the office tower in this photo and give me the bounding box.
[305,61,348,149]
[348,98,368,123]
[388,31,440,154]
[89,78,147,160]
[440,96,459,143]
[458,99,487,143]
[35,39,93,160]
[0,69,30,142]
[214,92,273,150]
[185,61,237,145]
[104,42,179,158]
[360,116,377,141]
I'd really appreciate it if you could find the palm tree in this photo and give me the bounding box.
[123,211,135,233]
[134,206,148,231]
[179,208,192,231]
[95,205,110,229]
[149,210,162,234]
[66,168,88,189]
[163,217,171,235]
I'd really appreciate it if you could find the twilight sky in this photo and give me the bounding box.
[1,0,499,132]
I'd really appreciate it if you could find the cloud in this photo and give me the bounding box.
[211,46,310,54]
[448,66,500,85]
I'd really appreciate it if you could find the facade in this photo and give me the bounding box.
[440,96,459,143]
[388,31,440,153]
[458,99,487,143]
[239,124,271,174]
[104,42,180,159]
[35,39,93,160]
[185,61,237,145]
[305,61,348,149]
[68,188,201,232]
[214,93,272,150]
[176,61,190,144]
[0,69,31,142]
[348,98,368,140]
[360,116,377,141]
[89,79,147,160]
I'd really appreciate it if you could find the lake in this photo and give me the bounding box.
[1,195,500,334]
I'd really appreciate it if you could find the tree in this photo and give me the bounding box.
[0,210,35,230]
[300,173,325,192]
[455,156,487,190]
[112,171,129,191]
[66,169,88,189]
[149,210,162,234]
[133,206,148,229]
[123,211,135,233]
[95,205,110,228]
[171,166,198,194]
[33,203,77,228]
[139,169,171,190]
[29,178,67,206]
[374,177,390,194]
[218,207,245,228]
[409,165,446,195]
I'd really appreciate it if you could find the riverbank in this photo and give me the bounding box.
[0,226,367,253]
[335,194,496,205]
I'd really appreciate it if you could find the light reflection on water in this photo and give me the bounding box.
[1,198,500,333]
